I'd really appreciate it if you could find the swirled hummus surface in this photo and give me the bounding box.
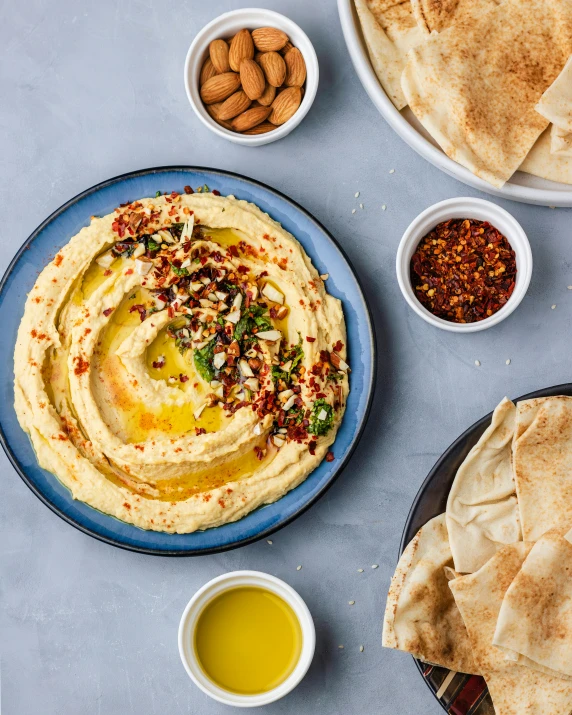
[14,190,349,533]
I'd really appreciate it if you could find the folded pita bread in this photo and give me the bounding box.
[449,543,572,715]
[513,397,572,541]
[382,514,479,674]
[493,531,572,680]
[410,0,499,34]
[520,127,572,184]
[446,397,521,574]
[401,0,572,187]
[536,55,572,157]
[354,0,424,109]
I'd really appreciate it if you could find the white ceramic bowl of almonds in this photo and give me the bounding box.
[184,8,319,146]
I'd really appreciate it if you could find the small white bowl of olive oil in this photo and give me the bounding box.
[178,570,315,707]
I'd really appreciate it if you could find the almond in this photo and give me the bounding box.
[251,27,289,52]
[218,90,251,121]
[229,29,254,72]
[284,47,306,87]
[255,51,264,64]
[231,106,272,132]
[258,52,286,88]
[209,39,230,73]
[241,121,275,135]
[200,72,241,104]
[200,57,217,86]
[240,59,266,100]
[280,40,294,55]
[257,83,276,107]
[269,87,302,125]
[205,102,234,130]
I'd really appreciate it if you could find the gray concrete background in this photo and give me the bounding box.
[2,1,571,713]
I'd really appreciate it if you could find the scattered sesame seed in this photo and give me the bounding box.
[320,273,329,280]
[381,204,386,211]
[267,540,273,545]
[475,360,481,367]
[296,565,302,571]
[506,359,511,365]
[351,209,356,214]
[389,169,395,174]
[359,645,364,652]
[338,645,344,649]
[348,600,355,605]
[371,564,378,569]
[357,568,364,573]
[359,203,364,209]
[552,304,557,310]
[354,192,360,198]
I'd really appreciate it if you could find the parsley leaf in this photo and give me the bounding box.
[308,399,334,436]
[194,341,215,382]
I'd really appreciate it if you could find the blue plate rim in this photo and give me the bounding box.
[0,165,377,557]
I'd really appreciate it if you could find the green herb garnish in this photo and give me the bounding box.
[170,263,189,277]
[193,340,215,382]
[308,399,334,436]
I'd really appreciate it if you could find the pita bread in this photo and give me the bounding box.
[446,397,521,574]
[382,514,479,674]
[493,531,572,680]
[401,0,572,187]
[354,0,424,109]
[410,0,499,34]
[513,397,572,541]
[449,543,572,715]
[536,54,572,156]
[520,127,572,184]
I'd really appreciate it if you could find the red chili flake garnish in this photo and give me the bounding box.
[152,358,165,369]
[254,446,264,461]
[184,185,193,194]
[129,304,147,321]
[228,245,239,258]
[332,340,343,352]
[73,355,90,376]
[195,427,206,436]
[306,336,316,343]
[179,374,189,383]
[104,269,112,276]
[325,451,334,462]
[103,308,114,317]
[237,265,249,274]
[212,189,221,196]
[410,218,516,324]
[308,440,317,455]
[167,306,174,318]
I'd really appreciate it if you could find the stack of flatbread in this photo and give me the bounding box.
[354,0,572,186]
[383,395,572,714]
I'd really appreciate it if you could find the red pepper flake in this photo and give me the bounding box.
[125,268,133,275]
[104,269,112,276]
[306,336,316,343]
[184,185,194,194]
[179,374,189,383]
[308,440,317,456]
[129,304,147,321]
[195,427,206,436]
[410,218,516,324]
[152,358,165,369]
[325,451,334,462]
[103,307,114,317]
[332,340,343,352]
[228,245,239,258]
[212,189,221,196]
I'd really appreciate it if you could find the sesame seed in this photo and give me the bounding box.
[568,286,572,290]
[267,540,273,545]
[506,359,511,365]
[474,360,481,367]
[320,273,329,280]
[389,169,395,174]
[338,645,344,649]
[371,564,378,569]
[359,203,364,209]
[359,645,364,652]
[354,192,360,198]
[381,204,386,211]
[348,600,355,605]
[351,209,356,214]
[296,565,302,571]
[357,568,364,573]
[552,304,557,310]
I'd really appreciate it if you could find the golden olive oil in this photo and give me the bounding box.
[194,586,302,695]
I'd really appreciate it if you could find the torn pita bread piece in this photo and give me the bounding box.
[513,396,572,541]
[410,0,499,34]
[382,513,479,674]
[401,0,572,187]
[446,397,521,574]
[449,543,572,715]
[354,0,424,109]
[536,54,572,156]
[493,531,572,681]
[520,127,572,184]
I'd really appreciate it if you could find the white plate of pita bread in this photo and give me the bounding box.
[384,385,572,714]
[339,0,572,207]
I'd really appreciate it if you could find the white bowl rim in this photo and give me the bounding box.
[178,570,316,707]
[183,8,319,147]
[396,197,533,333]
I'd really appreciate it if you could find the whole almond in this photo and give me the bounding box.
[280,41,294,55]
[205,102,234,130]
[269,87,302,125]
[258,52,286,88]
[232,106,272,132]
[284,47,306,87]
[257,83,276,107]
[241,121,276,135]
[229,29,254,72]
[240,59,266,100]
[209,39,230,73]
[200,57,217,86]
[251,27,289,52]
[200,72,241,104]
[218,90,252,120]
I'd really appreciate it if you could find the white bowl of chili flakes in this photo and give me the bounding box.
[396,197,532,333]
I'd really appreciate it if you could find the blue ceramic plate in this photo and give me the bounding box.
[0,167,376,555]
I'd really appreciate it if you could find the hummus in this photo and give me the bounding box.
[14,190,349,533]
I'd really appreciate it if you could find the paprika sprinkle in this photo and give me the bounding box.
[410,218,516,323]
